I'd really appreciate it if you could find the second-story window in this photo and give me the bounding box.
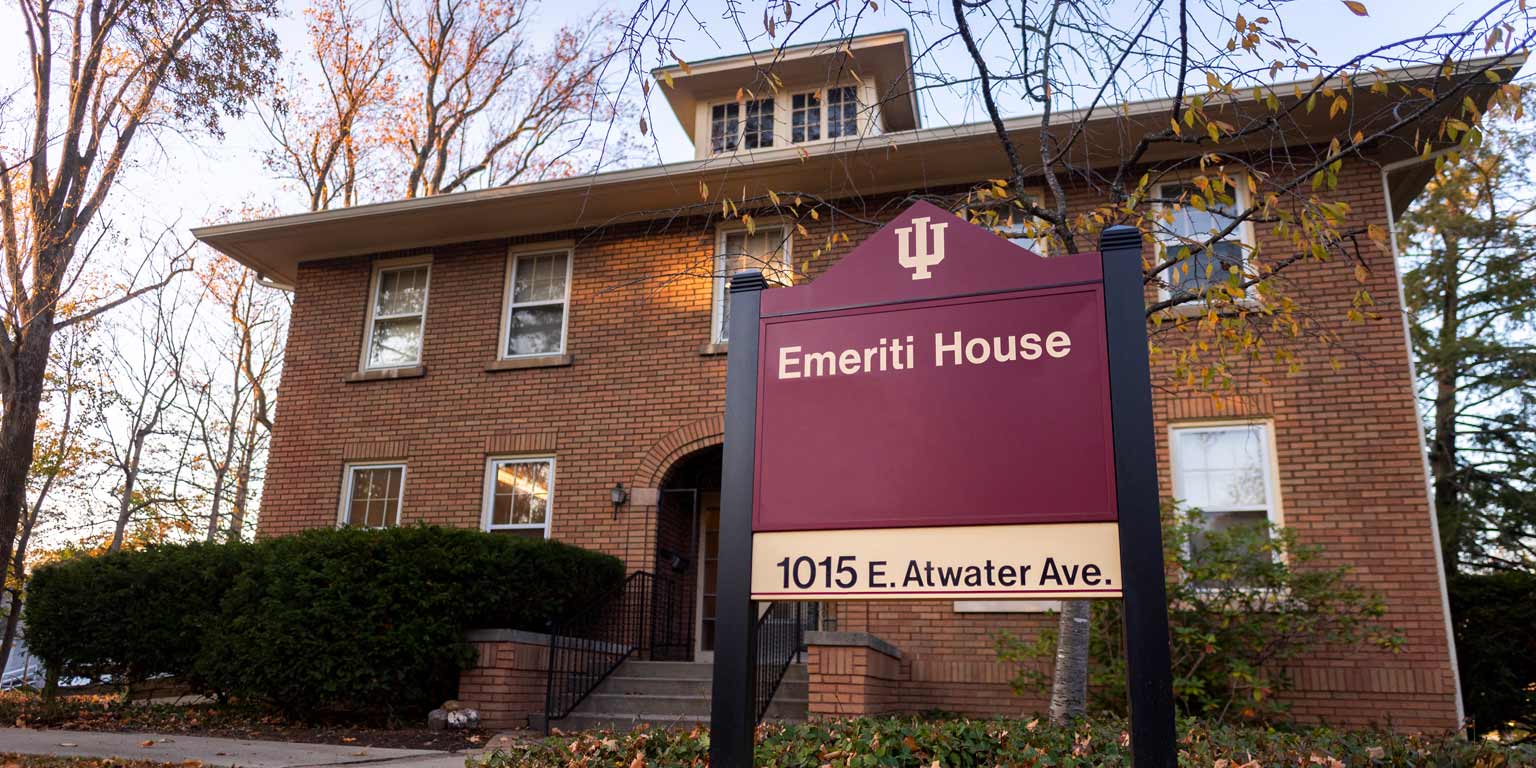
[713,226,791,343]
[710,102,740,153]
[365,262,430,369]
[826,86,859,138]
[743,97,774,149]
[1155,181,1253,301]
[791,92,821,142]
[502,248,571,357]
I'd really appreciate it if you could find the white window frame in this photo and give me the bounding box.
[711,222,793,344]
[1151,180,1258,304]
[360,256,432,371]
[1168,420,1284,553]
[701,80,877,158]
[480,456,556,538]
[337,462,407,529]
[498,244,574,360]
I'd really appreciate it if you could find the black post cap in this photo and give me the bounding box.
[729,269,769,293]
[1098,224,1143,253]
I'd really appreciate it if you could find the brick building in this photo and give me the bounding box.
[194,31,1498,732]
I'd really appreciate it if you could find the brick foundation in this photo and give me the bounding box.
[457,630,550,730]
[805,631,905,717]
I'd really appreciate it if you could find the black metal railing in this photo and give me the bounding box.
[544,571,654,729]
[648,571,692,661]
[753,601,807,722]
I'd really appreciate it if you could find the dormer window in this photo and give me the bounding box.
[826,86,858,138]
[710,102,740,153]
[791,93,821,142]
[743,98,774,149]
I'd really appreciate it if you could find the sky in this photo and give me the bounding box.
[1,0,1521,244]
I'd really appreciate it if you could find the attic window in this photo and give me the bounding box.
[826,86,858,138]
[710,103,740,153]
[791,92,821,142]
[743,98,774,149]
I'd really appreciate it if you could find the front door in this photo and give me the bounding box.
[695,491,721,660]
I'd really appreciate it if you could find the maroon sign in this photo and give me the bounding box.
[751,202,1117,533]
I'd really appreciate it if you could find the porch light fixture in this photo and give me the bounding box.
[610,482,629,518]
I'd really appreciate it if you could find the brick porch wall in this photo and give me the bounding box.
[457,630,550,730]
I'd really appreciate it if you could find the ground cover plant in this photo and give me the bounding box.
[479,717,1534,768]
[1,755,185,768]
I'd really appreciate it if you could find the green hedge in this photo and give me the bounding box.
[25,526,623,717]
[1451,570,1536,735]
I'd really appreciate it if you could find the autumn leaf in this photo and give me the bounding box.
[1341,1,1368,15]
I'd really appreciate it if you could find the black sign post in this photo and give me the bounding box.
[710,271,767,768]
[1099,225,1177,767]
[710,224,1175,767]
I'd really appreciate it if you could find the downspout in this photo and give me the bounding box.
[1379,151,1464,728]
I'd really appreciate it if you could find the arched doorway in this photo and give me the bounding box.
[651,444,721,662]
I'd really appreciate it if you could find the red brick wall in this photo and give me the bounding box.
[458,636,549,729]
[807,642,903,717]
[260,158,1458,731]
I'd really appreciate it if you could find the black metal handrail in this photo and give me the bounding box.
[753,601,807,722]
[543,571,654,730]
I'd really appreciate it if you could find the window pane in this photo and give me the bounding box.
[791,92,821,142]
[1168,241,1244,296]
[710,102,740,153]
[506,304,565,356]
[1174,427,1269,510]
[347,467,402,528]
[492,492,513,527]
[743,98,774,149]
[369,317,423,367]
[827,87,857,138]
[513,253,568,303]
[717,227,788,341]
[375,267,428,316]
[1190,509,1270,560]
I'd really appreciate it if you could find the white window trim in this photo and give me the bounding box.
[711,221,793,344]
[337,462,407,528]
[498,243,574,360]
[699,78,879,158]
[1151,179,1258,305]
[1168,419,1284,542]
[360,256,432,371]
[480,456,556,538]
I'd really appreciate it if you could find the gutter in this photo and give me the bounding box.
[1378,149,1465,728]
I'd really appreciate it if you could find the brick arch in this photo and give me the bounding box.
[636,415,725,489]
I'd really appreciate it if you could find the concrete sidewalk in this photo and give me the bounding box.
[0,728,479,768]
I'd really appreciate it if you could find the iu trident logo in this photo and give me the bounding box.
[896,216,948,280]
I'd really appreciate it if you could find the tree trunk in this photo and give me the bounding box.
[1428,237,1461,575]
[0,320,57,620]
[1049,599,1092,723]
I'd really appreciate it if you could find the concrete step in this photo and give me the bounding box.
[615,661,715,679]
[580,692,808,719]
[553,710,806,733]
[596,675,809,698]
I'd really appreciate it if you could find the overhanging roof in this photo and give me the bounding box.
[193,53,1525,288]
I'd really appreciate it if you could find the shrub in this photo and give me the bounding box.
[1451,570,1536,735]
[479,716,1532,768]
[25,526,623,719]
[23,541,252,686]
[998,507,1401,723]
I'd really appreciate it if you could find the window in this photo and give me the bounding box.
[826,86,858,138]
[340,464,405,528]
[791,92,821,143]
[482,457,555,538]
[1169,423,1279,555]
[364,262,430,369]
[501,248,571,358]
[713,226,792,343]
[710,102,740,154]
[970,192,1049,255]
[1154,182,1253,300]
[742,97,774,149]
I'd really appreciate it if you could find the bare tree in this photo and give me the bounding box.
[260,0,399,211]
[0,0,281,594]
[384,0,628,197]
